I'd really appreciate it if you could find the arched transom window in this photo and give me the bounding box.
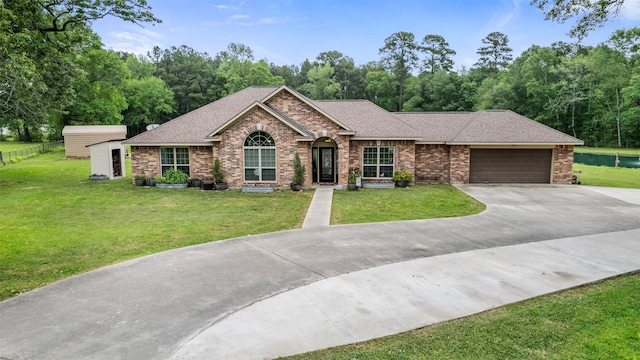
[244,131,276,182]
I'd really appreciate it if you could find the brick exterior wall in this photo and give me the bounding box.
[348,140,415,184]
[449,145,470,184]
[267,91,350,186]
[130,146,160,181]
[415,144,450,183]
[190,146,214,181]
[552,145,574,183]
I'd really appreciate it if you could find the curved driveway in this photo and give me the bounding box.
[1,185,640,360]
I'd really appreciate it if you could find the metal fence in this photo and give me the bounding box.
[574,152,640,169]
[0,141,63,165]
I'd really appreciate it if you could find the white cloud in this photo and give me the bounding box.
[477,0,522,39]
[622,0,640,20]
[103,30,163,55]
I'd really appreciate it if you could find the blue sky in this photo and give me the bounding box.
[91,0,640,70]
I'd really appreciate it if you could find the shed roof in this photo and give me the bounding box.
[62,125,127,135]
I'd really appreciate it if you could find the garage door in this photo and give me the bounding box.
[469,149,552,183]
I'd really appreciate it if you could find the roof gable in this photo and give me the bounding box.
[206,101,315,139]
[263,86,354,132]
[124,86,279,145]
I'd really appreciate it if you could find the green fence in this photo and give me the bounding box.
[0,142,63,165]
[574,152,640,169]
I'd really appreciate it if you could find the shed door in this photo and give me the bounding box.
[469,149,552,183]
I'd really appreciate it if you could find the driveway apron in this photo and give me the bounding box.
[1,185,640,360]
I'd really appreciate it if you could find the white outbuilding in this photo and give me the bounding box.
[62,125,127,158]
[86,140,127,179]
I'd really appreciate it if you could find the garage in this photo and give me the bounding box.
[469,149,552,183]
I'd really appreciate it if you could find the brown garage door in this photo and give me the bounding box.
[470,149,552,183]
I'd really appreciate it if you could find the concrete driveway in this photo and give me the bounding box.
[1,185,640,360]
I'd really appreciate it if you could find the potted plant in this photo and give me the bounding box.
[134,175,146,186]
[393,170,413,188]
[290,152,305,191]
[212,158,227,190]
[347,168,360,191]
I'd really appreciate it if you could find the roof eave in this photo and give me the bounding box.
[451,142,584,147]
[350,137,422,141]
[125,142,211,147]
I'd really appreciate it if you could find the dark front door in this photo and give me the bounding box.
[111,149,122,177]
[319,147,335,183]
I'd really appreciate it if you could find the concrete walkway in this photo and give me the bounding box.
[301,187,334,228]
[1,185,640,360]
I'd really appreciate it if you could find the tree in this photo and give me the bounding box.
[299,64,341,100]
[123,76,175,135]
[475,32,513,77]
[421,34,456,73]
[151,45,216,115]
[63,48,130,126]
[365,70,396,111]
[588,45,630,146]
[531,0,627,40]
[379,31,420,111]
[0,0,160,141]
[621,75,640,147]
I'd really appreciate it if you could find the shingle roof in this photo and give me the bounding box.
[124,86,279,145]
[125,86,583,146]
[395,110,583,145]
[314,100,421,139]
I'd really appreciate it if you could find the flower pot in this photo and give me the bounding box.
[291,184,302,191]
[396,180,409,188]
[214,182,228,191]
[202,182,214,190]
[134,179,146,186]
[347,184,358,191]
[192,179,202,188]
[146,178,155,187]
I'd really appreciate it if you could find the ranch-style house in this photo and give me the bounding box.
[124,85,583,188]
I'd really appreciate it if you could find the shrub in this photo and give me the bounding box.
[162,168,189,184]
[393,170,413,182]
[292,152,305,185]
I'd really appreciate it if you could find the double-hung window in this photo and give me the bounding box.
[160,147,190,175]
[244,132,276,182]
[362,146,394,178]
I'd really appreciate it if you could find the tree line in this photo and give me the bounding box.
[2,0,639,147]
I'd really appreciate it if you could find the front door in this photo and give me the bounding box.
[319,147,335,183]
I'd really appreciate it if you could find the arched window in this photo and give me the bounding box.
[244,131,276,182]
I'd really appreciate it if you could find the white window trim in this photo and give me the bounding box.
[362,146,395,179]
[243,133,277,183]
[160,147,190,176]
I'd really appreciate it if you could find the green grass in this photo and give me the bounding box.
[574,163,640,189]
[0,141,36,152]
[574,146,640,156]
[0,149,483,300]
[331,185,485,224]
[282,273,640,360]
[0,149,314,299]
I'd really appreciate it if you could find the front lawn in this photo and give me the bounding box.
[0,149,314,300]
[0,149,483,300]
[331,185,485,224]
